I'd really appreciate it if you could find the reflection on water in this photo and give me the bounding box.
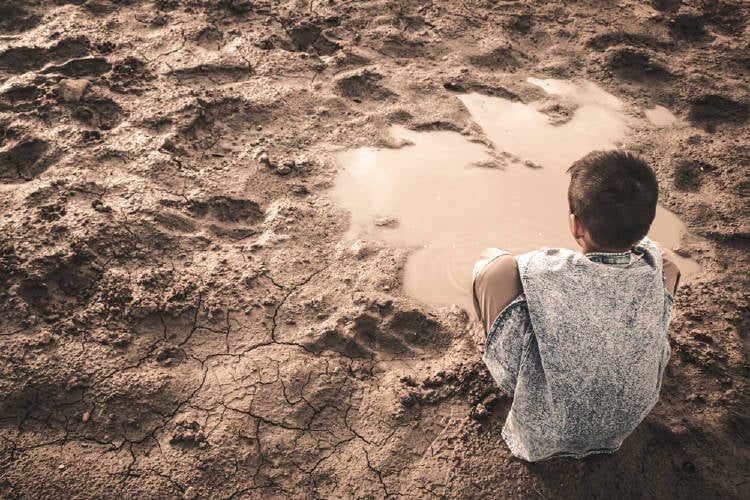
[460,78,627,171]
[331,79,698,312]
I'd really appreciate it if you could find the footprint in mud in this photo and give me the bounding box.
[376,32,428,58]
[0,85,44,112]
[651,0,681,12]
[585,32,670,52]
[672,160,717,192]
[468,45,526,71]
[334,69,395,101]
[443,82,521,102]
[670,13,711,40]
[193,26,225,50]
[186,196,263,223]
[286,22,341,55]
[109,56,156,94]
[315,328,374,359]
[0,121,18,147]
[386,310,449,350]
[151,210,198,234]
[16,253,102,317]
[176,98,274,148]
[605,46,673,81]
[0,2,42,33]
[0,36,91,74]
[310,309,450,359]
[687,94,749,131]
[171,64,253,86]
[157,196,263,240]
[41,57,112,78]
[0,139,51,182]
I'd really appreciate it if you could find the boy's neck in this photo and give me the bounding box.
[581,243,632,254]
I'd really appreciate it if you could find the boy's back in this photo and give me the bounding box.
[478,239,673,461]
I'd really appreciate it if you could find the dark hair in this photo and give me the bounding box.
[567,151,658,250]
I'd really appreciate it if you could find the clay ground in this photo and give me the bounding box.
[0,0,748,498]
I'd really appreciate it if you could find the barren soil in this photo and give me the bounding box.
[1,0,748,498]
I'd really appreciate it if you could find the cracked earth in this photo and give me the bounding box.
[0,0,749,498]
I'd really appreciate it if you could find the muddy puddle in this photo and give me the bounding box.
[332,79,699,312]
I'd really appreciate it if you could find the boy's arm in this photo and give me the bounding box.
[655,243,681,297]
[472,248,527,396]
[472,249,523,335]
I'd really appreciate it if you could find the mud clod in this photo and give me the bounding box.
[170,420,207,447]
[57,79,90,102]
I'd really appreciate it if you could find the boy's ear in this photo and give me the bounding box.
[569,213,586,241]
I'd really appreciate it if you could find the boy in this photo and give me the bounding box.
[472,151,681,462]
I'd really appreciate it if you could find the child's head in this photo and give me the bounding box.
[567,151,658,251]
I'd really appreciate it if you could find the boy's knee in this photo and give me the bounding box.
[473,254,522,335]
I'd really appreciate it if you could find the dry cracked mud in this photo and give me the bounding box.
[0,0,748,498]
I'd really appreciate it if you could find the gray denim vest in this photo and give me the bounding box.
[483,237,672,461]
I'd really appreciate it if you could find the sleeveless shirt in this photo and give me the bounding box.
[482,237,673,461]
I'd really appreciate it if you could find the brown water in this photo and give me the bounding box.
[331,79,699,312]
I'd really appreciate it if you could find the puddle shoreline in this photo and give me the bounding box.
[331,78,699,311]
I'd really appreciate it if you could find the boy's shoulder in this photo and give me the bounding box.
[516,246,583,274]
[518,238,663,271]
